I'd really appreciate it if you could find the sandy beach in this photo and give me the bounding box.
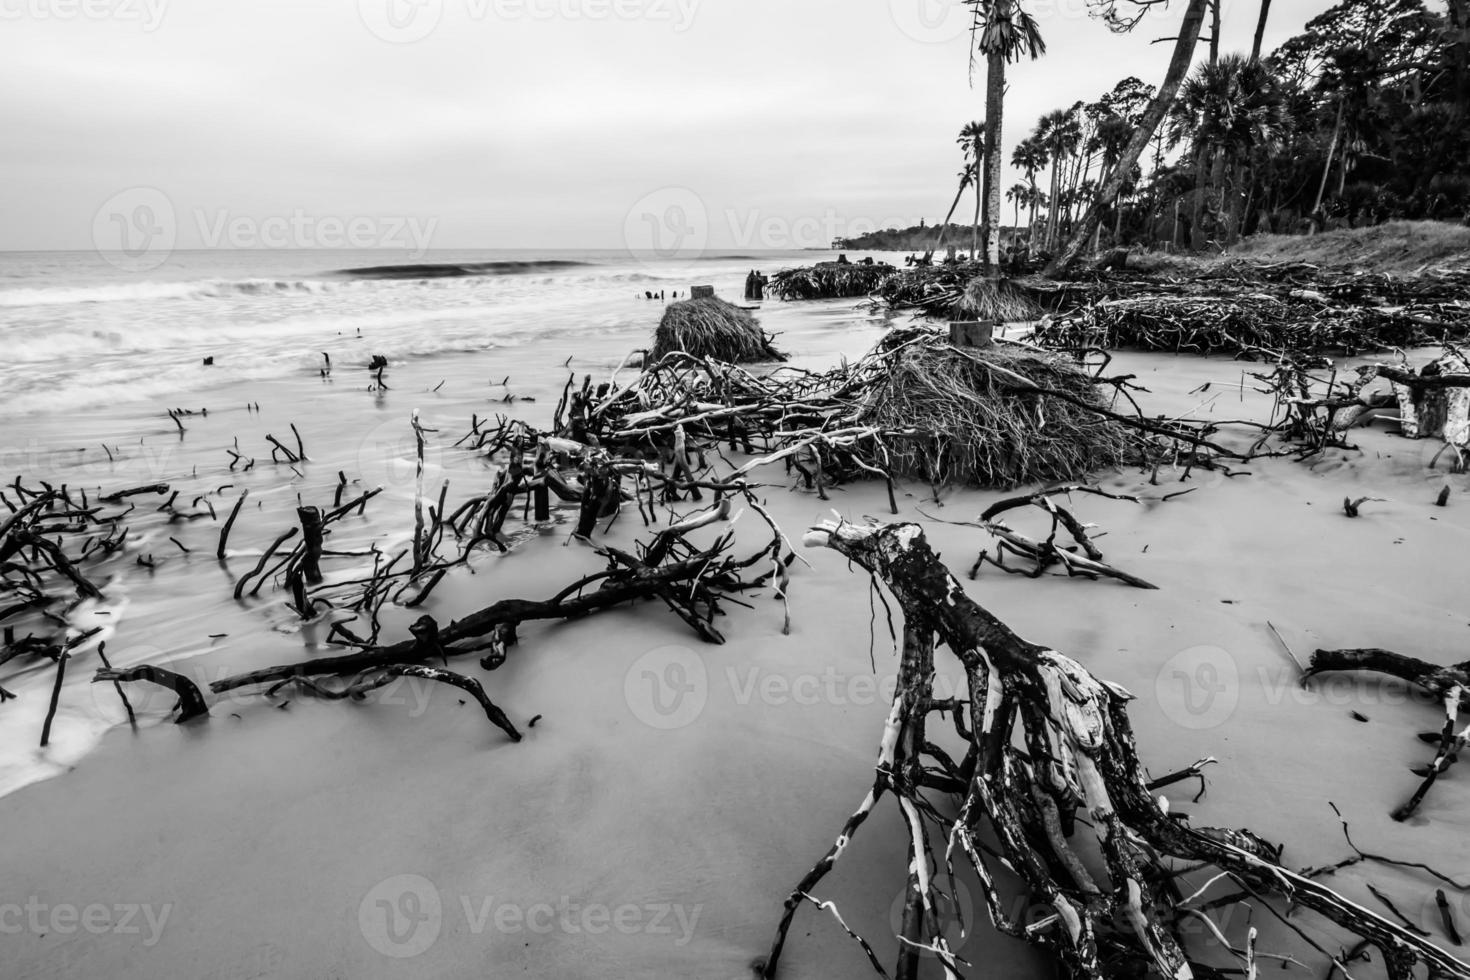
[1,272,1467,978]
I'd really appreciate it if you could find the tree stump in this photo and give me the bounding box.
[948,320,994,348]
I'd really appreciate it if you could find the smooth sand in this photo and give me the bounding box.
[2,303,1467,979]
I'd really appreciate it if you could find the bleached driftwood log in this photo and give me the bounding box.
[1390,349,1470,448]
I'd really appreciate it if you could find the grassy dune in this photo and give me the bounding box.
[1227,221,1470,273]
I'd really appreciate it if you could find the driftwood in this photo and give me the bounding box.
[266,664,521,742]
[1306,648,1469,821]
[201,493,785,741]
[759,519,1469,980]
[968,486,1157,589]
[93,665,209,723]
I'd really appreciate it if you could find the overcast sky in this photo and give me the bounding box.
[0,0,1337,253]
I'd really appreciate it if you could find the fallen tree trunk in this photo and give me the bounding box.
[761,519,1469,979]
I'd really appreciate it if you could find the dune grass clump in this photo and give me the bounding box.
[851,328,1135,487]
[768,262,897,300]
[650,297,787,363]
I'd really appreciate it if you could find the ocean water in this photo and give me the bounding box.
[0,248,834,416]
[0,246,892,799]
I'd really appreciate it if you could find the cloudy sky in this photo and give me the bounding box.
[0,0,1337,253]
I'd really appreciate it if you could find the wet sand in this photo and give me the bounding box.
[1,297,1467,979]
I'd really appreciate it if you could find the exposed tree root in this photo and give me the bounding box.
[266,664,521,741]
[202,492,783,738]
[759,519,1469,980]
[93,665,210,723]
[967,486,1157,589]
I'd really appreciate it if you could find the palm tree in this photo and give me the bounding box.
[1310,46,1378,225]
[1035,109,1080,253]
[1049,0,1212,275]
[1171,54,1287,245]
[1006,182,1029,237]
[1090,113,1135,245]
[971,0,1046,273]
[1250,0,1273,62]
[933,162,977,254]
[959,120,985,259]
[1010,136,1048,254]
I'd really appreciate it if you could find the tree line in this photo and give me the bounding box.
[841,0,1470,275]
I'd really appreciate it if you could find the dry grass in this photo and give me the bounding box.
[650,297,786,363]
[851,328,1136,487]
[1221,221,1470,273]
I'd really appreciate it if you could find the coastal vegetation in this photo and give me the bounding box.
[835,0,1470,273]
